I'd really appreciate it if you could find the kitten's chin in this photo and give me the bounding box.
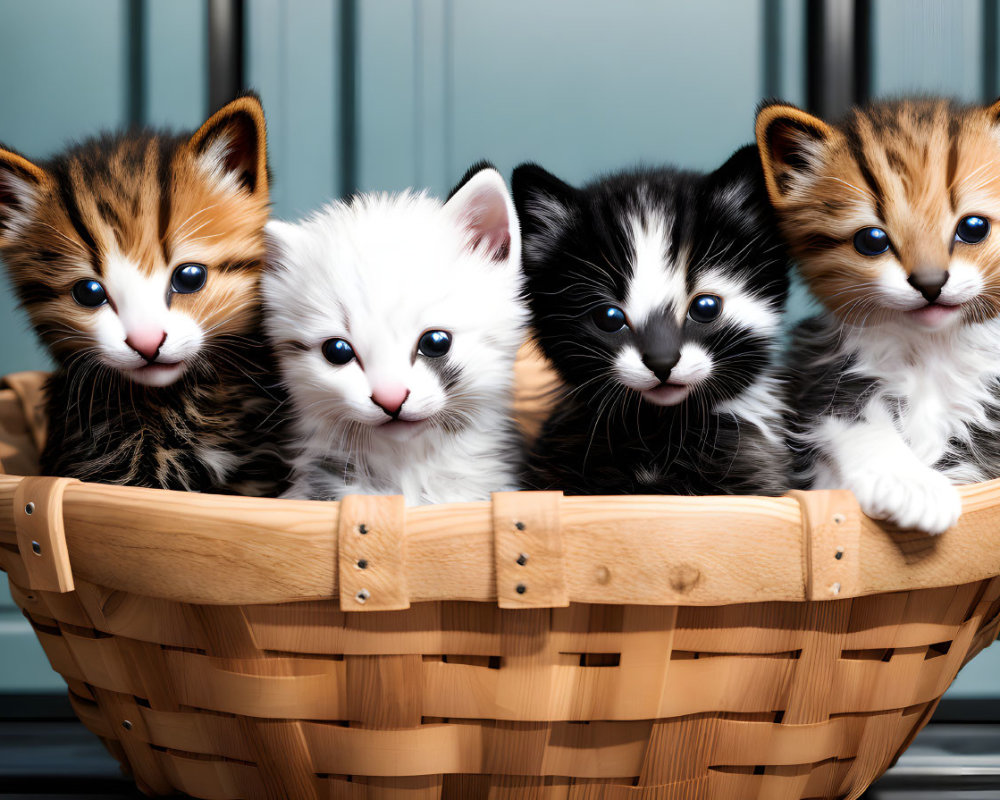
[903,303,963,330]
[639,383,691,407]
[123,361,188,388]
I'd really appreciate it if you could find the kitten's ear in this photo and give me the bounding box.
[187,92,268,200]
[0,145,48,244]
[987,96,1000,124]
[444,162,520,266]
[511,163,578,261]
[755,102,834,204]
[263,219,304,265]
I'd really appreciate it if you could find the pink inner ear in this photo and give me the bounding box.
[462,189,511,262]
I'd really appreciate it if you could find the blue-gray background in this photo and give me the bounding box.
[0,0,996,699]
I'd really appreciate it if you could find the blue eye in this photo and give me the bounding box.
[418,330,451,358]
[322,338,355,365]
[171,263,207,293]
[688,294,722,323]
[956,215,990,244]
[853,227,890,256]
[592,305,627,332]
[71,279,108,308]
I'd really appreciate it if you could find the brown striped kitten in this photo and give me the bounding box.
[0,94,287,493]
[757,98,1000,535]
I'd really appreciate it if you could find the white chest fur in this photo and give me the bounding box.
[844,319,1000,479]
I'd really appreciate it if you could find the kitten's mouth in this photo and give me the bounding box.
[125,360,187,387]
[640,382,691,407]
[376,417,427,433]
[905,302,963,328]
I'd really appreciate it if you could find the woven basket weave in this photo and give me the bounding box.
[0,354,998,800]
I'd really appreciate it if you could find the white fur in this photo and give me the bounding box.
[263,168,528,505]
[808,317,1000,533]
[624,212,684,326]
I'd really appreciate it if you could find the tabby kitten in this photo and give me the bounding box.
[0,94,286,493]
[263,163,526,505]
[513,146,792,496]
[757,98,1000,534]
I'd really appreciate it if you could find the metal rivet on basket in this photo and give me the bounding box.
[831,582,841,595]
[31,541,41,556]
[358,523,368,535]
[516,583,527,595]
[516,553,528,566]
[832,513,845,525]
[24,502,34,515]
[356,588,370,604]
[835,546,845,560]
[514,521,525,531]
[356,558,368,570]
[121,720,133,731]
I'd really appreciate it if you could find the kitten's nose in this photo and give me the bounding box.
[908,268,949,303]
[125,329,166,362]
[371,385,410,418]
[642,350,681,384]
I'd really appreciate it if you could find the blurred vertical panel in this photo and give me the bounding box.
[145,0,208,129]
[355,0,420,194]
[446,0,765,188]
[871,0,982,100]
[246,0,340,220]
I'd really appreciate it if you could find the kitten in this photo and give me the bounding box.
[262,163,527,505]
[513,146,792,496]
[757,98,1000,534]
[0,94,287,493]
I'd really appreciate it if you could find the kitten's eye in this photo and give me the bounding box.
[418,330,451,358]
[955,215,990,244]
[71,279,108,308]
[322,338,355,365]
[853,227,890,256]
[171,263,207,293]
[688,294,723,323]
[591,305,627,332]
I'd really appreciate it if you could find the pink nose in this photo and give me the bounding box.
[371,385,410,417]
[125,329,166,361]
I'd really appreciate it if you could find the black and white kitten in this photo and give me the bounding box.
[513,146,792,495]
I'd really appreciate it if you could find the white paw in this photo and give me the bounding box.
[849,468,962,535]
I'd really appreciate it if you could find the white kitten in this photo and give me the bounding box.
[262,164,527,505]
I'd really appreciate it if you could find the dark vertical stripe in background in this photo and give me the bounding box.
[339,0,358,198]
[126,0,145,127]
[807,0,868,118]
[208,0,245,114]
[762,0,781,99]
[984,0,998,101]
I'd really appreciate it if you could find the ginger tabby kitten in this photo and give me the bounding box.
[758,98,1000,534]
[0,94,286,493]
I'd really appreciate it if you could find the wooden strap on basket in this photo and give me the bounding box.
[13,476,78,594]
[492,491,568,609]
[337,494,409,611]
[788,489,863,601]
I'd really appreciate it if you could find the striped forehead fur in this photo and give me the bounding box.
[0,121,269,365]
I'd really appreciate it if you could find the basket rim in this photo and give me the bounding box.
[1,370,999,610]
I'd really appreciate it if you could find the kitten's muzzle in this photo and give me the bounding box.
[125,329,167,363]
[907,268,949,303]
[371,387,410,419]
[641,350,681,385]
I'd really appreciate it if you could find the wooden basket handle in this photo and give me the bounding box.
[337,494,409,611]
[493,491,567,609]
[787,489,863,601]
[13,476,78,593]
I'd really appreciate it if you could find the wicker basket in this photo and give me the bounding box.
[0,355,998,800]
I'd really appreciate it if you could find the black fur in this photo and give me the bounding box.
[514,146,792,496]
